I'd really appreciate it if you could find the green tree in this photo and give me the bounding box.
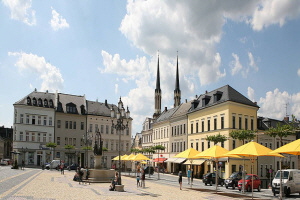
[64,145,75,164]
[229,129,256,145]
[46,142,57,160]
[266,123,294,147]
[206,133,227,145]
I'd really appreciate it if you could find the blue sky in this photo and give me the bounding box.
[1,0,300,136]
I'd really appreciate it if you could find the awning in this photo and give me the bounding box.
[165,158,178,162]
[153,158,167,163]
[165,158,186,164]
[184,159,205,165]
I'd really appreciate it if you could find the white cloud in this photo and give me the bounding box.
[258,88,292,120]
[50,8,69,31]
[297,69,300,77]
[2,0,36,25]
[115,84,119,94]
[100,1,300,133]
[251,0,300,31]
[230,53,243,76]
[248,52,259,72]
[247,87,255,102]
[8,51,64,92]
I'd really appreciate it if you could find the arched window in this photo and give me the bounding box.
[38,98,43,107]
[27,97,31,105]
[49,99,53,108]
[44,99,48,107]
[33,98,37,106]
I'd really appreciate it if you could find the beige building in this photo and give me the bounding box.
[187,85,259,178]
[86,98,132,170]
[13,90,133,169]
[54,93,87,167]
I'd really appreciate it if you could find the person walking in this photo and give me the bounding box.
[141,168,146,188]
[187,168,191,184]
[136,170,141,187]
[60,163,64,175]
[178,171,183,190]
[21,160,25,170]
[191,168,194,185]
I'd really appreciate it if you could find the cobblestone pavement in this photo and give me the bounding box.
[0,166,297,200]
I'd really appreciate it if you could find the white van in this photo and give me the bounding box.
[45,160,61,170]
[272,169,300,197]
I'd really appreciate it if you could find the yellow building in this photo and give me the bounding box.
[187,85,259,178]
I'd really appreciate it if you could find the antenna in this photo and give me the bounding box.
[285,103,289,117]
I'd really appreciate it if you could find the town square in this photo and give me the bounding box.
[1,1,300,200]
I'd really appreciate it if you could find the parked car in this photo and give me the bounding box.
[202,172,225,186]
[0,159,11,165]
[238,174,261,192]
[67,163,79,171]
[225,172,243,189]
[272,169,300,197]
[144,166,154,175]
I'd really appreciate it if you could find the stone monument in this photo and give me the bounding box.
[86,131,115,183]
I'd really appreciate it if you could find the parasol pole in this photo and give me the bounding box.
[279,157,282,200]
[215,157,218,193]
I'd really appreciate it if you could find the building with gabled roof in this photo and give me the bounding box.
[187,85,259,178]
[13,90,132,168]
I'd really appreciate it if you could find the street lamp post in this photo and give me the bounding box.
[82,132,92,167]
[110,97,130,185]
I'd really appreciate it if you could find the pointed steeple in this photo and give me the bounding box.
[174,52,181,107]
[154,52,162,118]
[156,54,161,91]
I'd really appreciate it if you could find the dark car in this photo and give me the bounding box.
[203,172,225,186]
[225,172,243,189]
[144,166,154,175]
[67,163,79,171]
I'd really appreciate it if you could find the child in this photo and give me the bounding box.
[136,171,141,187]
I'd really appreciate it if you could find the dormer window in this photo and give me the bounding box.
[38,98,43,107]
[44,99,48,107]
[80,105,85,114]
[27,97,31,105]
[66,103,77,114]
[57,102,63,112]
[202,95,211,107]
[49,100,53,108]
[213,91,223,103]
[33,98,37,106]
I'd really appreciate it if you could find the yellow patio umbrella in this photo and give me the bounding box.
[112,154,128,161]
[140,161,147,165]
[132,153,150,161]
[271,138,300,155]
[174,148,201,159]
[123,154,136,161]
[193,145,241,192]
[225,141,284,199]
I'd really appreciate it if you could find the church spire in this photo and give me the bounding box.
[174,52,181,107]
[154,52,162,118]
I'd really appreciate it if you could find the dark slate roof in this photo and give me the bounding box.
[171,100,192,119]
[154,107,179,124]
[14,90,56,107]
[86,100,116,117]
[58,93,86,115]
[189,85,259,113]
[258,116,285,131]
